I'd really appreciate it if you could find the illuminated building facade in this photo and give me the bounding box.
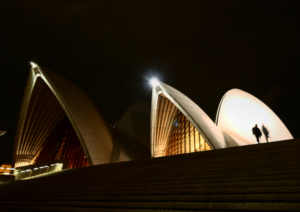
[0,164,14,176]
[13,63,113,169]
[150,81,225,158]
[150,81,293,158]
[153,94,212,157]
[10,63,293,180]
[215,89,293,145]
[12,63,147,176]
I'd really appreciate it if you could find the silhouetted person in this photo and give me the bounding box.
[262,125,269,143]
[252,124,262,144]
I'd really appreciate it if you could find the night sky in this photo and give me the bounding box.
[1,1,300,164]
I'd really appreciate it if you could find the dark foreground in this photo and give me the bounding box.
[0,138,300,212]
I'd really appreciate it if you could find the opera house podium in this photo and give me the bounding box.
[0,138,299,211]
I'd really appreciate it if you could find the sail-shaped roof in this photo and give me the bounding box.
[216,89,293,144]
[13,63,113,167]
[151,81,225,157]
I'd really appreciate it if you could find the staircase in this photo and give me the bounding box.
[0,138,300,211]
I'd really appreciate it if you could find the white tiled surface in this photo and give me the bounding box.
[216,89,293,144]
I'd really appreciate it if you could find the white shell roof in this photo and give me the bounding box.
[151,82,226,150]
[13,63,113,166]
[216,89,293,144]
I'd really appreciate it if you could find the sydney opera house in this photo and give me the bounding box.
[9,62,293,180]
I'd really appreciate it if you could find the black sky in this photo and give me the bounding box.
[1,0,300,164]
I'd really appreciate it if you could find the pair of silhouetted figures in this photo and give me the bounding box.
[252,124,269,144]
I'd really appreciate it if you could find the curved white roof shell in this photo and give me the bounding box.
[216,89,293,144]
[151,81,225,157]
[13,63,113,166]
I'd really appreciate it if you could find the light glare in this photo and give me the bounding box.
[150,78,159,87]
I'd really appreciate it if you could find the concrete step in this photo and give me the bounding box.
[18,175,300,194]
[2,185,300,199]
[32,156,300,180]
[9,153,298,186]
[28,149,299,176]
[2,168,300,196]
[1,139,300,211]
[2,193,300,202]
[0,205,166,212]
[24,167,300,185]
[73,153,300,173]
[11,159,300,186]
[3,173,300,200]
[1,200,300,211]
[5,179,300,196]
[2,167,300,195]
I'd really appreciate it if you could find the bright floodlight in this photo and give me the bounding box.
[30,62,37,68]
[150,78,159,87]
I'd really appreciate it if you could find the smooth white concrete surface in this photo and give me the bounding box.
[216,89,293,144]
